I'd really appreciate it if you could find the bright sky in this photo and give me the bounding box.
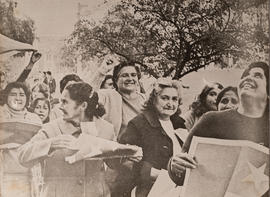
[15,0,117,37]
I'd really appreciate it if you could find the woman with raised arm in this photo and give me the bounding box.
[0,82,41,197]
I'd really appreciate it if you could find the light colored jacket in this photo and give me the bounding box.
[88,70,146,139]
[98,89,146,140]
[0,105,42,197]
[98,89,123,139]
[18,117,115,197]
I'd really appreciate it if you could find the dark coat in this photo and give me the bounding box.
[168,109,269,197]
[119,110,186,197]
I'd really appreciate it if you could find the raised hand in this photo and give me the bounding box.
[29,51,42,64]
[98,54,120,75]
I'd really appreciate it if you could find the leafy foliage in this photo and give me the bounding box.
[65,0,268,79]
[0,0,35,44]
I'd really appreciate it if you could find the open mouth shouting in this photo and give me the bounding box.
[240,80,257,90]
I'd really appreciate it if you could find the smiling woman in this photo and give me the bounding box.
[0,81,42,197]
[4,82,29,110]
[30,98,51,124]
[112,62,141,92]
[118,78,187,197]
[182,82,224,130]
[239,67,268,103]
[168,63,269,197]
[1,82,41,122]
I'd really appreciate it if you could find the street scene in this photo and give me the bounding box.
[0,0,269,196]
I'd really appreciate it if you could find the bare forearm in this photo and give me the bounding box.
[16,66,32,82]
[87,70,106,90]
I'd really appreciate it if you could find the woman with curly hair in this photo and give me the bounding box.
[30,98,51,124]
[0,82,41,197]
[119,78,187,197]
[183,82,223,130]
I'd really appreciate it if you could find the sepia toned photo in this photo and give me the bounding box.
[0,0,269,196]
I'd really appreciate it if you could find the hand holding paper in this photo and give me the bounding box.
[170,153,198,178]
[181,137,269,197]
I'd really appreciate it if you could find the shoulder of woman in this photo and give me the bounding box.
[96,118,114,130]
[97,89,122,103]
[182,110,195,120]
[192,110,227,134]
[25,111,42,125]
[137,91,146,100]
[130,112,147,125]
[0,105,9,120]
[98,89,120,97]
[95,118,115,140]
[128,111,159,131]
[170,114,186,129]
[201,110,228,121]
[41,118,63,138]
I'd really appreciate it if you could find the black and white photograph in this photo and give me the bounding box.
[0,0,269,196]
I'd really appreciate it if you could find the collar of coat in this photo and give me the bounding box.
[142,109,186,130]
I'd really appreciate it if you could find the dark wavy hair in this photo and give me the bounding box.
[65,82,105,120]
[29,98,51,123]
[112,61,141,90]
[241,61,269,117]
[60,74,82,93]
[241,61,269,96]
[100,75,113,89]
[1,82,31,108]
[190,82,223,117]
[216,86,238,106]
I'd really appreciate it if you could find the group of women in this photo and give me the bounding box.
[0,60,268,197]
[0,82,51,197]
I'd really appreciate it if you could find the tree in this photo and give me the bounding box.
[130,0,268,78]
[0,0,35,44]
[68,4,161,77]
[66,0,268,79]
[59,43,78,72]
[233,1,269,67]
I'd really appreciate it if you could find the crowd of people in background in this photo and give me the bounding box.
[0,51,269,197]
